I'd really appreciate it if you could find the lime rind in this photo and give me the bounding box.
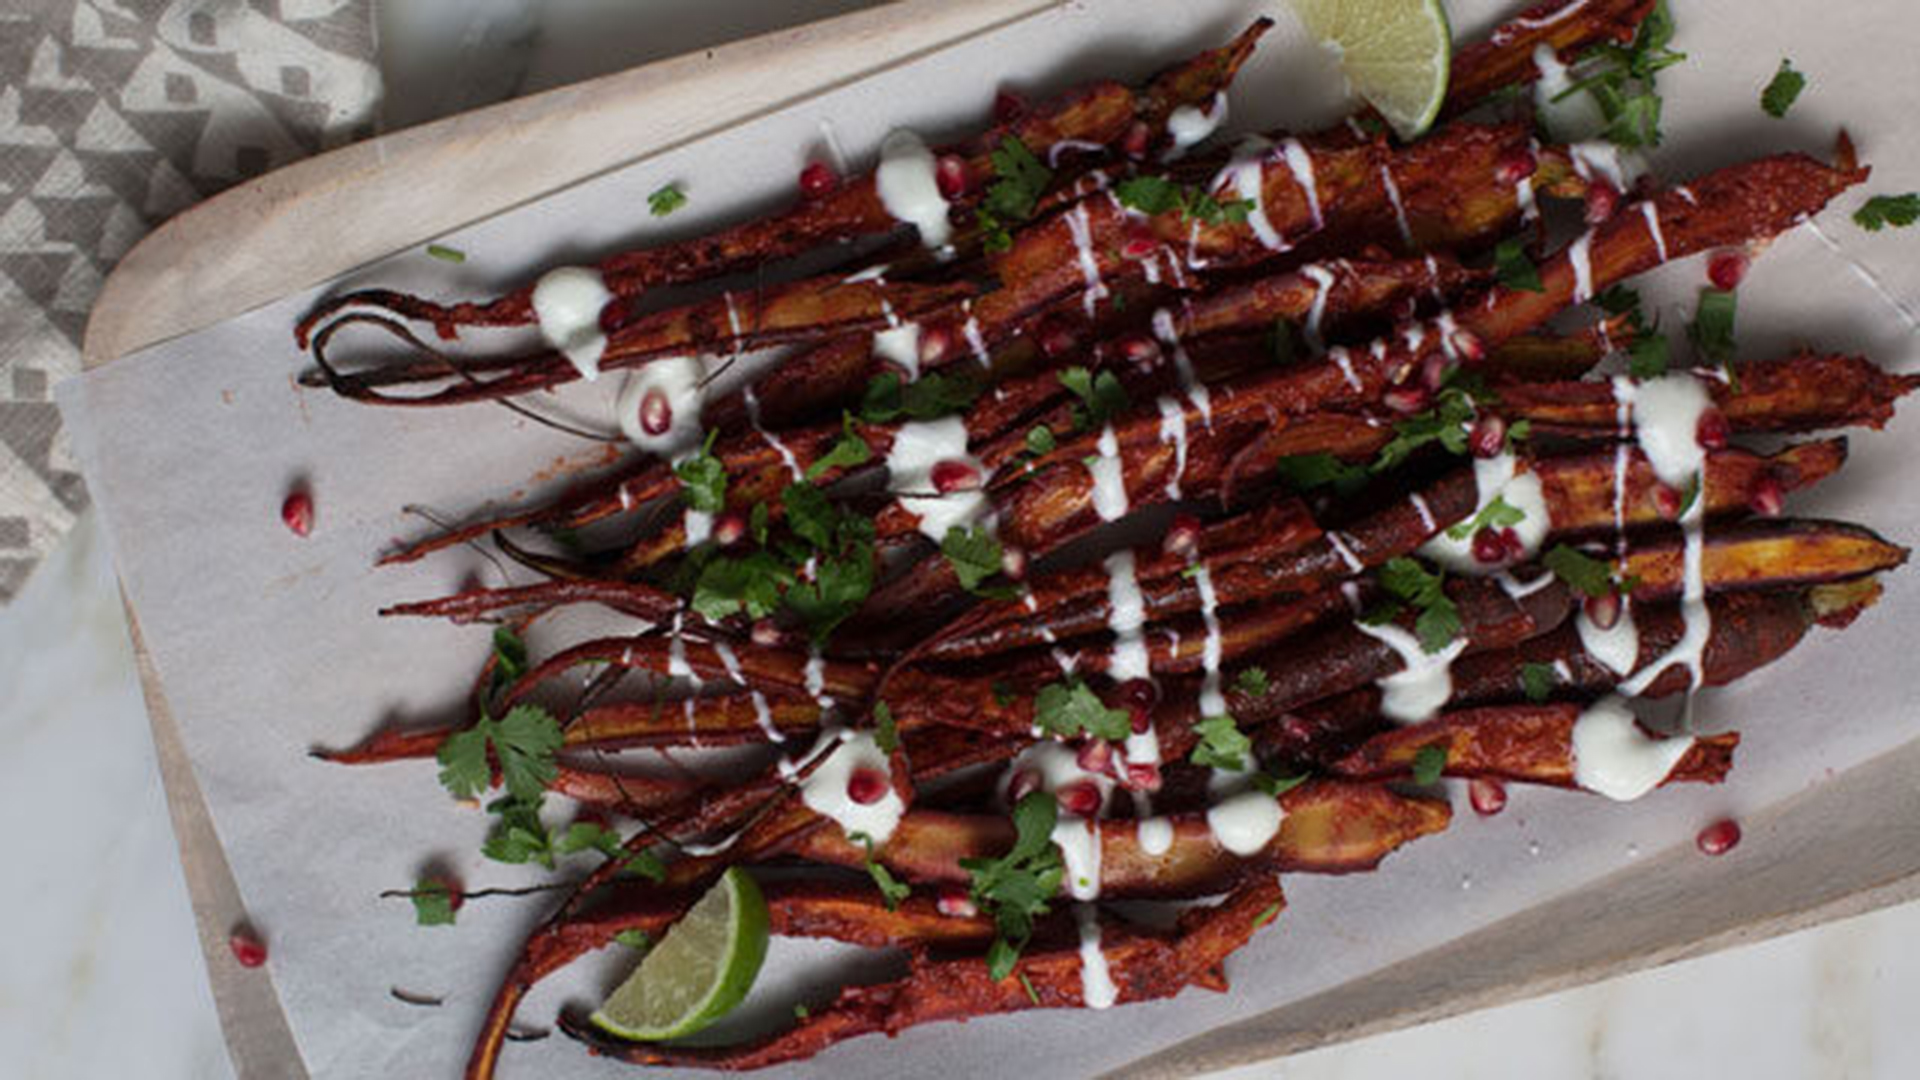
[1290,0,1453,140]
[590,866,770,1042]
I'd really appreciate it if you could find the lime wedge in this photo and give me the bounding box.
[1290,0,1453,140]
[590,867,770,1041]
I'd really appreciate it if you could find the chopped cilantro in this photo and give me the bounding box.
[482,795,554,868]
[1494,237,1545,293]
[489,626,529,697]
[1552,0,1685,148]
[1114,175,1251,225]
[859,369,984,423]
[1377,557,1462,653]
[961,792,1065,981]
[1253,770,1310,798]
[873,701,899,754]
[1189,714,1254,772]
[1235,666,1271,698]
[674,430,727,513]
[1542,543,1622,598]
[1018,971,1041,1005]
[1760,59,1806,118]
[942,525,1010,596]
[1854,193,1920,232]
[1033,679,1131,741]
[436,704,563,803]
[648,183,688,216]
[1410,744,1448,785]
[425,243,466,264]
[805,414,872,481]
[1025,424,1058,456]
[690,550,791,621]
[1252,901,1284,930]
[1058,366,1129,431]
[1629,330,1671,380]
[851,832,911,911]
[614,930,651,951]
[1371,381,1479,472]
[1445,493,1527,541]
[1521,661,1557,703]
[977,137,1053,252]
[411,878,457,926]
[1687,288,1738,366]
[1274,452,1369,495]
[784,548,876,643]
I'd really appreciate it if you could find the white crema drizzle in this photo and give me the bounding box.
[531,266,613,381]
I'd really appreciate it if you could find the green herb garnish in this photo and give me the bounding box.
[1034,679,1131,741]
[1855,193,1920,232]
[1760,59,1806,118]
[1377,556,1462,653]
[648,183,688,216]
[1189,714,1253,772]
[962,791,1065,980]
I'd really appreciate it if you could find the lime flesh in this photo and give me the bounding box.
[1290,0,1453,140]
[590,867,770,1041]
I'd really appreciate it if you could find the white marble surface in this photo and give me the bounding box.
[7,1,1920,1077]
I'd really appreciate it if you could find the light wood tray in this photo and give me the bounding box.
[81,2,1920,1076]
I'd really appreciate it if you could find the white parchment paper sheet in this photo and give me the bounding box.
[58,1,1920,1076]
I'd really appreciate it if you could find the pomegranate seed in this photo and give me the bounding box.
[280,491,313,537]
[799,160,839,198]
[1076,739,1114,774]
[1420,351,1454,391]
[1163,514,1204,561]
[1471,528,1509,565]
[639,388,674,436]
[937,887,979,918]
[1696,409,1731,450]
[846,767,890,806]
[712,512,747,547]
[930,459,982,493]
[1121,236,1159,260]
[1007,769,1042,803]
[1468,415,1507,459]
[1494,148,1538,186]
[1122,120,1153,160]
[229,926,267,968]
[751,619,784,648]
[1119,334,1161,366]
[1495,527,1526,560]
[1707,249,1749,291]
[993,90,1028,124]
[1469,777,1508,816]
[1584,181,1621,224]
[918,324,953,367]
[1124,762,1163,792]
[1119,679,1158,711]
[935,154,970,200]
[1057,780,1103,817]
[1129,709,1152,735]
[1584,589,1622,630]
[1749,471,1786,517]
[1037,318,1078,358]
[1449,329,1487,362]
[1384,385,1431,414]
[1653,483,1683,519]
[1000,546,1028,580]
[1696,818,1742,855]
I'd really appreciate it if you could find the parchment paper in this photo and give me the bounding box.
[57,1,1920,1076]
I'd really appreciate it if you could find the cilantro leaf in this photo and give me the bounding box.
[860,369,984,423]
[620,849,667,882]
[1521,661,1557,703]
[977,137,1053,252]
[1410,744,1448,785]
[425,243,466,264]
[1760,59,1806,118]
[784,548,875,643]
[1235,666,1271,697]
[873,701,899,754]
[1687,288,1738,366]
[805,414,872,480]
[1445,493,1528,541]
[435,726,493,801]
[1253,770,1310,798]
[489,626,529,697]
[648,183,688,216]
[781,482,837,551]
[1189,714,1254,772]
[554,820,624,859]
[1058,366,1129,431]
[1252,901,1284,930]
[1033,680,1131,741]
[1629,330,1671,380]
[1371,383,1479,472]
[1494,237,1545,293]
[1543,543,1619,598]
[1377,557,1462,653]
[482,795,554,868]
[673,431,727,513]
[851,832,911,911]
[1113,176,1183,216]
[1552,0,1685,148]
[614,929,651,950]
[690,550,791,622]
[962,792,1064,980]
[1025,425,1057,456]
[1273,453,1368,496]
[493,705,564,802]
[1855,193,1920,232]
[941,525,1007,595]
[1595,285,1642,316]
[411,878,457,926]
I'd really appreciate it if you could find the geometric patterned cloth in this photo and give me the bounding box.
[0,0,381,602]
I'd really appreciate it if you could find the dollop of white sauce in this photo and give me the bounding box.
[875,129,953,250]
[1418,453,1552,573]
[1103,551,1151,682]
[1354,621,1469,723]
[1570,696,1695,801]
[1164,91,1228,159]
[1054,817,1103,900]
[1578,594,1641,675]
[1001,740,1116,813]
[871,320,923,380]
[1088,425,1129,521]
[1206,790,1284,856]
[1616,373,1712,488]
[532,266,614,381]
[800,731,905,842]
[1075,903,1119,1009]
[885,416,988,541]
[616,355,707,453]
[1136,816,1174,856]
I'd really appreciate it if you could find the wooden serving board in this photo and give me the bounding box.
[81,1,1920,1076]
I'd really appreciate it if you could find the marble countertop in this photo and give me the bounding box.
[7,2,1919,1077]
